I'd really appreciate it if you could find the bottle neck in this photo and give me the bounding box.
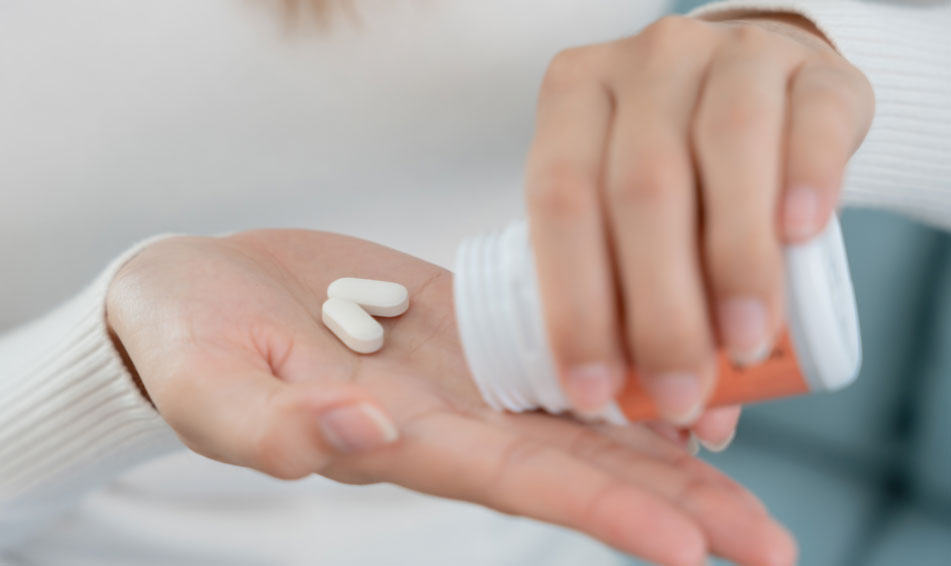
[454,220,625,422]
[454,221,561,414]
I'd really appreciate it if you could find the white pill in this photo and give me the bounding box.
[321,297,384,354]
[327,278,409,317]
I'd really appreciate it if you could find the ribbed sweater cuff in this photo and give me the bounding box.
[0,236,182,503]
[692,0,951,232]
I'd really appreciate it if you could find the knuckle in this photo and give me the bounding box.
[608,155,686,208]
[547,299,616,358]
[705,225,780,290]
[527,161,598,220]
[695,97,772,145]
[638,15,697,52]
[797,64,875,140]
[618,17,712,74]
[542,47,599,91]
[631,304,708,368]
[728,23,771,50]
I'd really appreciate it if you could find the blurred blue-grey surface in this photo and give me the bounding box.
[703,210,951,566]
[633,2,951,565]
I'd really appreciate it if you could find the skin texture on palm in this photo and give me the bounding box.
[107,230,796,565]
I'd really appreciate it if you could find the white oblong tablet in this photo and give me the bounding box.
[321,297,384,354]
[327,278,409,317]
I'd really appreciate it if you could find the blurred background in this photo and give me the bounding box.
[0,1,948,564]
[674,2,951,565]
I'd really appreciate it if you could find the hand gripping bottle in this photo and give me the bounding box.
[454,217,862,424]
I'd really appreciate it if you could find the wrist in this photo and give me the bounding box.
[107,322,151,405]
[105,280,153,406]
[105,242,165,408]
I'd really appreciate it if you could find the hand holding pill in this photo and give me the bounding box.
[105,229,796,565]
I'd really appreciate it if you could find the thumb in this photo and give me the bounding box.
[258,378,400,479]
[158,354,399,480]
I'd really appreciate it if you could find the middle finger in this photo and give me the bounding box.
[604,23,717,426]
[693,26,800,367]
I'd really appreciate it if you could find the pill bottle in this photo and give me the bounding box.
[453,218,862,424]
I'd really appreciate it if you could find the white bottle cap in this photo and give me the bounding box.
[785,217,862,391]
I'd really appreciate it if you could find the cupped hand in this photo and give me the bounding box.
[107,230,796,565]
[525,12,874,446]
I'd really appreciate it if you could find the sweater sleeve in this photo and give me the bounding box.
[691,0,951,232]
[0,237,183,549]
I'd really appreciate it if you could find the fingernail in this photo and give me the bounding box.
[719,298,771,367]
[686,433,701,456]
[318,403,399,453]
[784,186,820,241]
[699,429,736,453]
[564,363,623,412]
[645,372,704,426]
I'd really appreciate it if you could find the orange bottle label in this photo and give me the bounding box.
[616,330,810,422]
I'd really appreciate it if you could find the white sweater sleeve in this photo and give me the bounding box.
[692,0,951,232]
[0,238,182,549]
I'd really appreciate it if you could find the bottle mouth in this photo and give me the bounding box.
[454,221,571,415]
[454,221,628,423]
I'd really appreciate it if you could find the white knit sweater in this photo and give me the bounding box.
[0,1,948,564]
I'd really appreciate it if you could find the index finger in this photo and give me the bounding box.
[364,410,708,565]
[525,47,626,413]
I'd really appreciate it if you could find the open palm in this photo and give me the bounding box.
[106,229,796,566]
